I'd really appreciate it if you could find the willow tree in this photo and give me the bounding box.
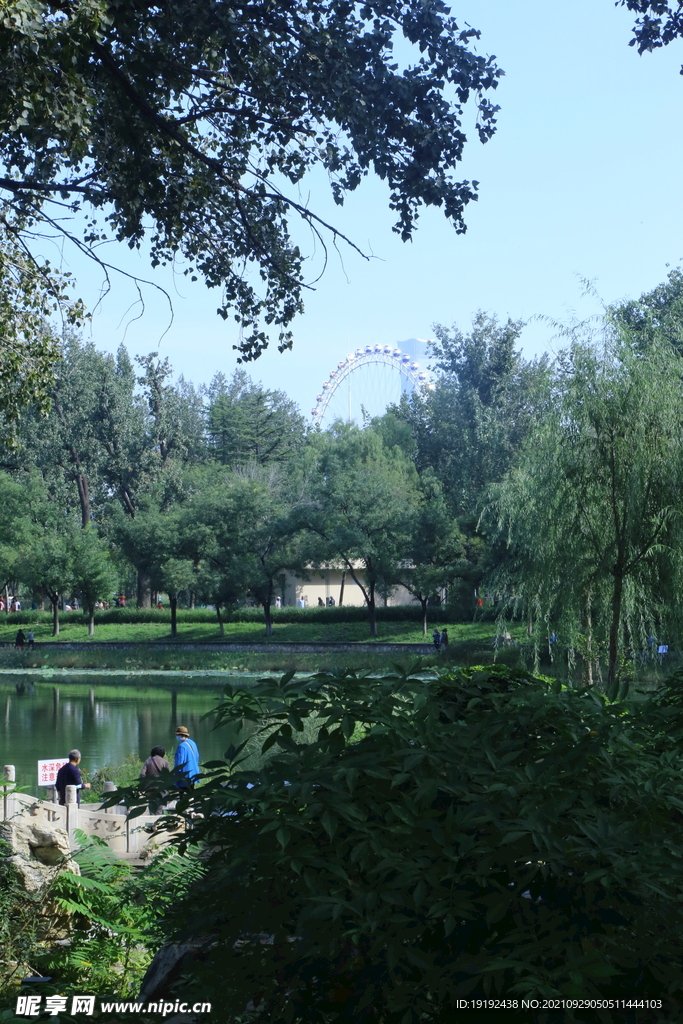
[487,333,683,693]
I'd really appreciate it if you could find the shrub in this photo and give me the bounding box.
[114,664,683,1022]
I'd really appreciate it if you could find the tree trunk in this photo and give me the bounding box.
[216,603,225,637]
[4,584,8,614]
[368,582,377,638]
[263,599,273,637]
[75,471,90,528]
[88,610,95,636]
[607,573,624,693]
[170,596,178,638]
[420,597,428,636]
[189,591,196,609]
[137,571,152,608]
[585,590,594,687]
[51,595,60,637]
[339,571,346,607]
[527,607,533,638]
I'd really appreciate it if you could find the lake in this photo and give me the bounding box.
[0,672,247,796]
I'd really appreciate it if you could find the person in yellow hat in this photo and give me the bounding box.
[174,725,200,789]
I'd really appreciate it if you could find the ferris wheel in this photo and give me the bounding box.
[311,343,430,427]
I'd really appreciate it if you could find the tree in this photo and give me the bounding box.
[0,471,31,596]
[400,312,551,516]
[0,0,501,359]
[112,487,195,637]
[186,470,259,634]
[620,2,683,66]
[309,424,418,636]
[190,465,309,637]
[21,531,74,636]
[71,527,117,635]
[395,471,466,635]
[487,333,683,691]
[0,228,85,437]
[207,371,305,467]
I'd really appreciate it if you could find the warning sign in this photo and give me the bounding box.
[38,759,69,786]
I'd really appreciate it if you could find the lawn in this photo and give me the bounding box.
[0,617,511,646]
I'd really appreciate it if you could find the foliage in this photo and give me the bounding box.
[486,333,683,690]
[207,370,306,466]
[82,755,143,803]
[393,469,466,634]
[0,225,86,440]
[620,1,683,61]
[70,527,118,634]
[0,840,55,993]
[307,424,419,636]
[115,664,683,1022]
[0,0,501,358]
[397,312,551,516]
[48,833,150,996]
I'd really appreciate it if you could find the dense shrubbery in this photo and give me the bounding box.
[114,664,683,1023]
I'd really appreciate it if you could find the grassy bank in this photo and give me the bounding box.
[0,637,527,675]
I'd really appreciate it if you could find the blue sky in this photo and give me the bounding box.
[64,0,683,414]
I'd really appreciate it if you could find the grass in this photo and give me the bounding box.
[0,617,506,646]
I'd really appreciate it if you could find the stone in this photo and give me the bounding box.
[0,820,80,893]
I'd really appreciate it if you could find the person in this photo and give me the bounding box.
[275,595,282,609]
[140,746,170,778]
[55,750,91,805]
[297,596,305,609]
[549,631,558,646]
[432,628,441,651]
[119,594,126,607]
[174,725,200,789]
[15,629,25,649]
[440,628,449,649]
[14,599,21,612]
[317,596,324,606]
[72,598,79,610]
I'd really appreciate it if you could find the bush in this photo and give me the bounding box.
[1,604,470,628]
[114,664,683,1022]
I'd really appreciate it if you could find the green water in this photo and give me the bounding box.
[0,673,245,796]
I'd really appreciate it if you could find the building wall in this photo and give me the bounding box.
[283,569,417,608]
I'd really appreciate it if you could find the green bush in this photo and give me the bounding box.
[116,664,683,1022]
[2,604,468,628]
[81,756,144,802]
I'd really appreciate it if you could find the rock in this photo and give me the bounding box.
[0,820,80,893]
[138,940,211,1004]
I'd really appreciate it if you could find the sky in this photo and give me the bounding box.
[57,0,683,416]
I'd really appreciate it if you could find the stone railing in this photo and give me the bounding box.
[2,765,175,861]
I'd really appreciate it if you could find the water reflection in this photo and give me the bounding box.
[1,674,238,795]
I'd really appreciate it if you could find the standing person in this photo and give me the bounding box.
[140,746,170,777]
[55,750,91,805]
[432,628,441,652]
[15,629,25,649]
[275,595,282,609]
[440,628,449,650]
[174,726,200,789]
[26,630,35,648]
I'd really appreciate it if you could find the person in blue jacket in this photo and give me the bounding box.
[174,725,200,788]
